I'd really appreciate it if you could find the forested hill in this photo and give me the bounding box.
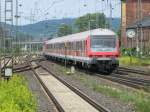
[18,18,75,39]
[18,18,120,39]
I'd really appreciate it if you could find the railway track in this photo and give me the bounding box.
[94,68,150,92]
[30,61,110,112]
[12,59,150,112]
[74,66,150,92]
[13,65,32,73]
[95,73,150,92]
[12,58,150,112]
[118,67,150,76]
[43,59,150,92]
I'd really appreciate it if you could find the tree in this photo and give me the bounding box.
[57,24,72,37]
[75,13,107,32]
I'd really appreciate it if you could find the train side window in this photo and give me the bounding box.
[57,43,59,49]
[72,43,73,50]
[78,42,80,50]
[75,42,77,50]
[73,42,76,50]
[59,43,60,49]
[61,43,62,49]
[70,42,72,50]
[76,42,79,51]
[78,42,81,50]
[76,42,78,50]
[63,43,65,49]
[79,41,82,51]
[67,42,69,50]
[79,41,81,51]
[82,41,85,51]
[81,41,83,51]
[69,42,71,50]
[70,42,71,50]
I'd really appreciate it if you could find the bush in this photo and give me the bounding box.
[0,75,37,112]
[121,48,137,56]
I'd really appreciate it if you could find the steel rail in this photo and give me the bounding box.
[30,62,65,112]
[111,74,150,85]
[38,62,110,112]
[43,59,150,92]
[95,74,149,92]
[118,67,150,76]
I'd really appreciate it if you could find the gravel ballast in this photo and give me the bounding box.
[22,70,58,112]
[40,60,135,112]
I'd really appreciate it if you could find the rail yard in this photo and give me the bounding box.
[0,0,150,112]
[10,57,149,112]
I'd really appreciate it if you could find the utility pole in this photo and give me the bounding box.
[139,0,143,56]
[0,0,1,25]
[15,0,22,64]
[95,0,98,28]
[0,0,1,74]
[137,0,143,57]
[29,10,34,56]
[109,1,113,29]
[15,0,19,63]
[3,0,14,79]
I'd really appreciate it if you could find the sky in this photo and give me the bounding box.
[0,0,121,25]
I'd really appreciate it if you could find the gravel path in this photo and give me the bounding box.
[41,60,135,112]
[21,70,58,112]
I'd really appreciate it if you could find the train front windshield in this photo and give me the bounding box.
[91,35,116,52]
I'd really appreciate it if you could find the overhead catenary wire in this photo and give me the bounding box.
[23,0,121,25]
[37,0,65,21]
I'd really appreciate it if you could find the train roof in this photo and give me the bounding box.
[46,28,115,44]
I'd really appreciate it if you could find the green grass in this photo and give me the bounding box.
[91,82,150,112]
[0,75,37,112]
[119,56,150,66]
[57,64,150,112]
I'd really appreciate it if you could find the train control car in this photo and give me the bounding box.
[43,28,120,73]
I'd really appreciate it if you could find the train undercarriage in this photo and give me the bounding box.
[44,54,119,74]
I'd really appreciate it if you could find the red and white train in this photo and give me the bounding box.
[43,28,120,72]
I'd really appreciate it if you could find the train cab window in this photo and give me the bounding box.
[91,35,116,52]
